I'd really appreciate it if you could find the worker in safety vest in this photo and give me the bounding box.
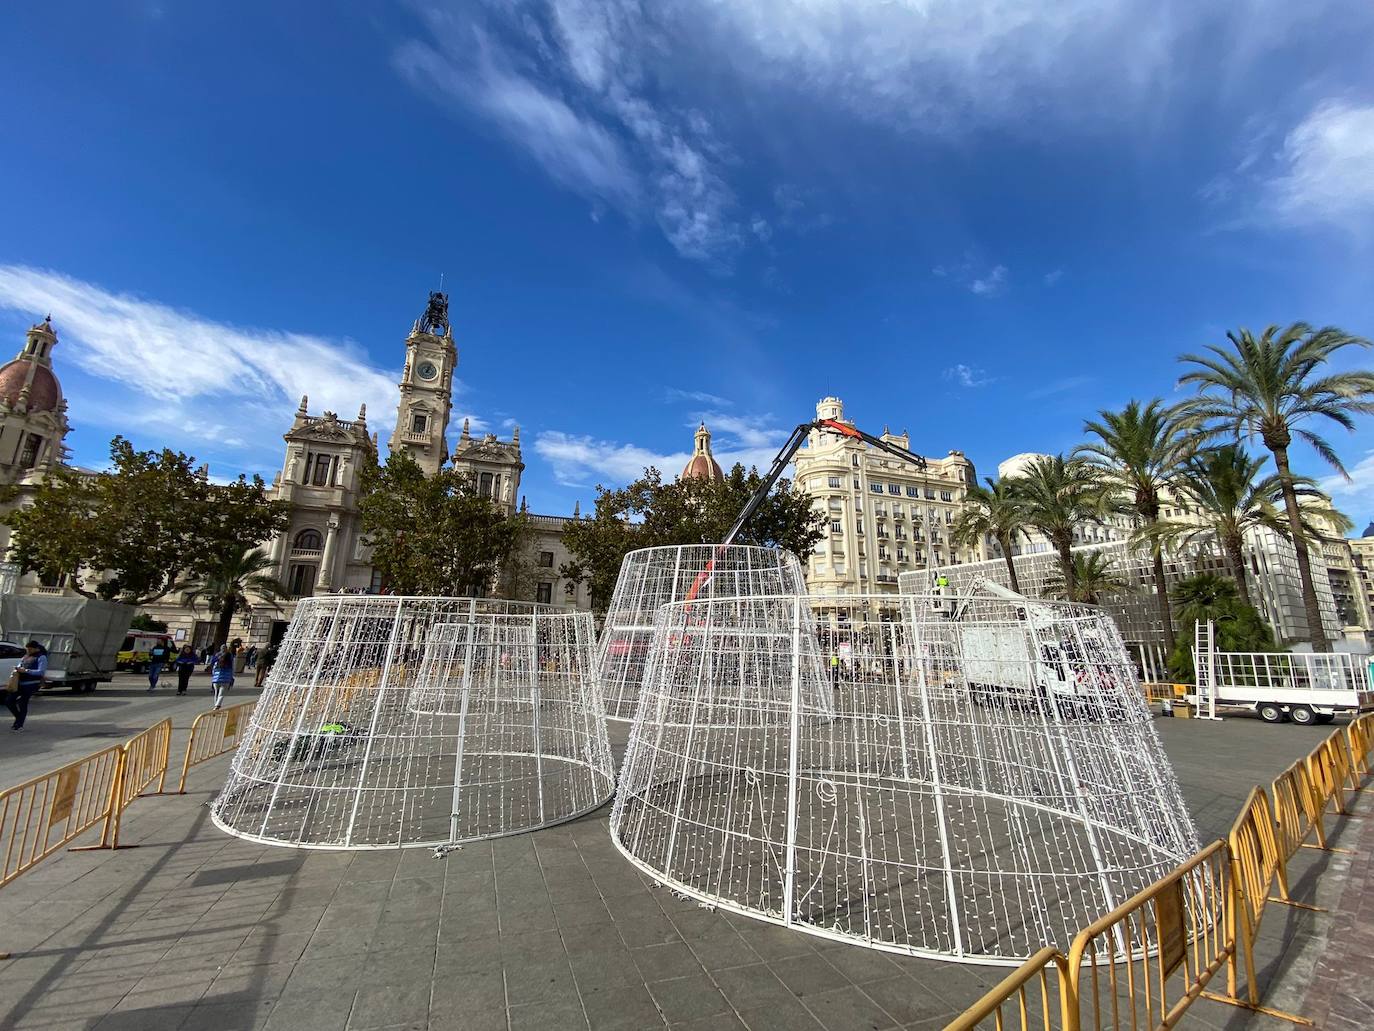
[932,573,951,616]
[829,653,840,689]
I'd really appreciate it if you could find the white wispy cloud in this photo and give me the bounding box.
[1321,450,1374,521]
[1026,375,1096,399]
[0,265,400,468]
[943,364,993,388]
[1043,268,1064,286]
[534,410,785,487]
[664,387,732,406]
[969,265,1008,296]
[397,2,741,265]
[1261,100,1374,230]
[934,258,1009,296]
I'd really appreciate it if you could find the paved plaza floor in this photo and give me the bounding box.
[0,678,1368,1030]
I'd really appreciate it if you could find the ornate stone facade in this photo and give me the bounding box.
[0,317,74,572]
[0,317,70,486]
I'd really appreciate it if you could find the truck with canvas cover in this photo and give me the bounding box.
[0,595,131,692]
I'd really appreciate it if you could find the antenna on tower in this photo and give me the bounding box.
[439,272,445,293]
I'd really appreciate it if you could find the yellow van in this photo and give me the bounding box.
[116,632,175,672]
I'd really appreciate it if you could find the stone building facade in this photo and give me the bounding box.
[143,294,590,650]
[0,317,75,574]
[793,396,980,602]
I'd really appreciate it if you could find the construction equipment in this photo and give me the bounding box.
[722,417,927,545]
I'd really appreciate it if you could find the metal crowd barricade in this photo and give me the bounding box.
[1067,841,1232,1031]
[1307,734,1356,818]
[1204,789,1310,1025]
[0,745,123,959]
[943,947,1070,1031]
[176,702,254,793]
[78,717,173,851]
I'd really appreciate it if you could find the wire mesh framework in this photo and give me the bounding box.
[611,587,1199,964]
[213,597,614,850]
[597,545,813,722]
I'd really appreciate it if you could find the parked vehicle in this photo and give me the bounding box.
[117,631,175,673]
[0,595,130,692]
[0,640,26,682]
[1192,621,1374,725]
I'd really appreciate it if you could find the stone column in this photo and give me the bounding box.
[318,517,340,591]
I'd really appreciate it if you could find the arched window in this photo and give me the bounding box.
[294,529,323,552]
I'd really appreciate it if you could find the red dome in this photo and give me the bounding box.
[681,453,725,482]
[0,361,62,413]
[680,422,725,482]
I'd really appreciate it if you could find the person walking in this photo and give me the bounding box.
[173,644,197,695]
[245,645,258,670]
[210,638,241,710]
[5,641,49,731]
[146,639,170,692]
[254,642,277,688]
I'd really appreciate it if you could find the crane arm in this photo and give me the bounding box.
[721,418,928,547]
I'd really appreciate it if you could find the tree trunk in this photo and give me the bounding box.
[1270,446,1329,651]
[1150,540,1176,652]
[1058,537,1075,598]
[1224,536,1253,608]
[215,598,238,649]
[999,533,1022,595]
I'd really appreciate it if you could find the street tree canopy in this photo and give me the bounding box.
[560,464,826,613]
[358,450,526,597]
[3,436,287,604]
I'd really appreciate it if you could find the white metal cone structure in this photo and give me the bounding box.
[610,587,1199,964]
[213,597,615,849]
[597,544,815,722]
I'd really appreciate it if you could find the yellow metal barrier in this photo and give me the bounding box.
[176,702,254,793]
[1140,683,1187,709]
[1207,788,1310,1024]
[1344,715,1372,781]
[1067,840,1232,1031]
[942,947,1070,1031]
[1307,734,1356,817]
[1270,759,1340,862]
[0,745,123,958]
[77,717,173,851]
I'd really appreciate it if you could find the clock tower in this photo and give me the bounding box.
[389,291,457,476]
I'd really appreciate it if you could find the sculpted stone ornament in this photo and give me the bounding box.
[419,291,450,336]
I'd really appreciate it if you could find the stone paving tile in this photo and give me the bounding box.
[0,702,1366,1031]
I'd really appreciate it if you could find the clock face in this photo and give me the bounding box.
[416,361,439,382]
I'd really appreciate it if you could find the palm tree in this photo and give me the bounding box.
[950,477,1030,595]
[1015,455,1104,599]
[1179,323,1374,650]
[1043,550,1130,604]
[1156,445,1332,609]
[1076,399,1190,652]
[183,546,287,647]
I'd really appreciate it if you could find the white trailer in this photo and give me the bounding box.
[1192,620,1374,726]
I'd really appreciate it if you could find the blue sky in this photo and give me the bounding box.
[2,2,1373,524]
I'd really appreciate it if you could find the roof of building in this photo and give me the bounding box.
[681,422,725,483]
[0,360,61,413]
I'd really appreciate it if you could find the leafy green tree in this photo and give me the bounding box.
[560,464,826,614]
[1166,572,1277,681]
[1077,399,1190,651]
[1043,550,1130,605]
[182,546,287,647]
[1179,323,1374,651]
[129,612,169,633]
[1014,455,1104,599]
[4,437,286,603]
[950,477,1029,595]
[358,451,523,596]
